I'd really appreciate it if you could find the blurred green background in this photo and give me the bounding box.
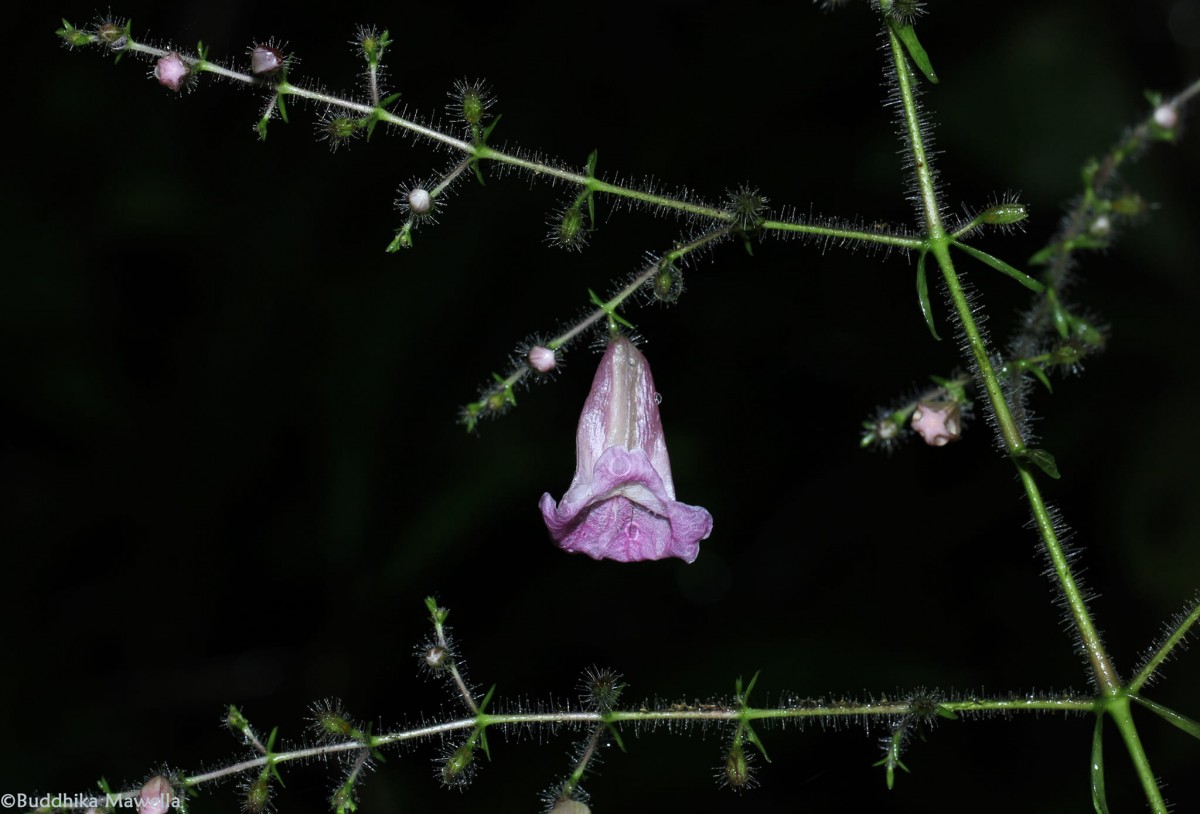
[4,1,1200,811]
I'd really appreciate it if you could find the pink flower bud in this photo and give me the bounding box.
[139,776,174,814]
[911,400,962,447]
[528,345,557,373]
[154,52,190,92]
[540,336,712,562]
[251,44,284,76]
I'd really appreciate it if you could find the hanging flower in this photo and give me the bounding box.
[539,336,712,562]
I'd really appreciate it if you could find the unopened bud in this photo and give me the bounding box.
[548,799,590,814]
[461,91,485,125]
[1154,104,1178,131]
[407,188,432,215]
[154,52,191,92]
[246,776,270,814]
[1089,214,1112,237]
[724,742,752,788]
[139,776,174,814]
[60,27,93,47]
[441,744,474,786]
[558,205,587,249]
[314,709,352,738]
[652,264,683,303]
[981,202,1028,226]
[227,705,249,731]
[251,44,284,76]
[1112,194,1147,216]
[528,346,557,373]
[357,27,382,62]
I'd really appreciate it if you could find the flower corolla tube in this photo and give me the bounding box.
[539,336,712,562]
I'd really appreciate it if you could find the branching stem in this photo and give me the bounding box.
[885,20,1165,810]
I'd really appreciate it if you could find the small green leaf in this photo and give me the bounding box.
[379,92,402,108]
[604,718,628,752]
[588,288,634,330]
[481,114,502,143]
[585,149,598,177]
[1018,447,1061,479]
[1131,695,1200,740]
[1029,244,1062,266]
[276,93,290,124]
[479,684,496,712]
[364,723,387,763]
[935,705,958,720]
[743,723,772,763]
[257,116,270,141]
[915,249,941,340]
[1029,365,1054,393]
[742,671,760,704]
[952,241,1044,293]
[1091,714,1110,814]
[887,17,939,84]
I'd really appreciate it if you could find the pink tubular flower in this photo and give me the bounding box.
[539,336,712,563]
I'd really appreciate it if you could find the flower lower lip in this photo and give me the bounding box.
[540,335,712,563]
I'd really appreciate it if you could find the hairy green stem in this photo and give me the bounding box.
[1107,695,1169,813]
[102,35,918,250]
[884,18,1163,807]
[887,22,1120,694]
[482,226,730,398]
[1130,597,1200,692]
[81,694,1085,804]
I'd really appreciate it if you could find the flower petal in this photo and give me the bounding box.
[540,446,711,562]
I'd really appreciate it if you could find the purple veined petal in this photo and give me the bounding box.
[541,337,712,563]
[572,336,675,494]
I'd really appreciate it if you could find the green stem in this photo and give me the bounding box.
[109,36,918,251]
[887,21,1121,695]
[162,694,1096,796]
[1129,597,1200,692]
[882,17,1172,809]
[1107,695,1170,814]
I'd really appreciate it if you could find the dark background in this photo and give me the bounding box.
[5,1,1200,811]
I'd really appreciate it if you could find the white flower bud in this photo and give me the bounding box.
[1153,104,1178,130]
[407,188,432,215]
